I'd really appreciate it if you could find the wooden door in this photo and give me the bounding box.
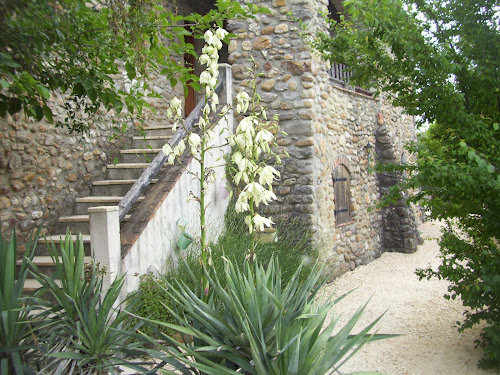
[332,165,351,225]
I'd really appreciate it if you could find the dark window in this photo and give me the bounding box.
[332,164,351,225]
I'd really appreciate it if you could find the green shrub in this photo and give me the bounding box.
[139,258,392,375]
[173,205,317,293]
[417,224,500,369]
[131,273,176,338]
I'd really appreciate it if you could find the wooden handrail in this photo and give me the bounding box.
[118,72,226,222]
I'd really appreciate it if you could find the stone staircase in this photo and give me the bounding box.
[23,125,174,291]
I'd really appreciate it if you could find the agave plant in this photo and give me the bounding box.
[0,229,40,375]
[138,258,393,375]
[29,232,149,374]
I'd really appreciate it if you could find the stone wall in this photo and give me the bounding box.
[228,0,423,277]
[227,0,319,233]
[0,107,128,237]
[0,0,192,239]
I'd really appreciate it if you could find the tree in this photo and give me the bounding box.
[0,0,260,134]
[311,0,500,368]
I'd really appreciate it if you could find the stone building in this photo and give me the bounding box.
[0,0,422,282]
[226,0,423,276]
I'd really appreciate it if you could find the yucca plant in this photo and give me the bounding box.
[0,228,40,375]
[138,258,393,375]
[29,232,149,374]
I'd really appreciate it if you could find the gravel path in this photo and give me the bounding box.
[324,220,497,375]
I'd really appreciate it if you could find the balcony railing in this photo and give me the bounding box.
[329,62,352,84]
[328,62,374,96]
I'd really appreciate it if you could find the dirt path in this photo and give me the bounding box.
[324,220,498,375]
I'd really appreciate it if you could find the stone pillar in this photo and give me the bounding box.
[88,206,122,293]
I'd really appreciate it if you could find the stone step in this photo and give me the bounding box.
[106,163,154,179]
[120,148,161,163]
[24,279,61,292]
[141,125,174,135]
[36,234,92,256]
[92,178,158,196]
[74,196,144,215]
[58,214,131,234]
[133,135,172,148]
[18,255,93,276]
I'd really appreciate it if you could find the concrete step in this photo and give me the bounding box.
[18,255,93,275]
[36,234,92,256]
[92,178,158,196]
[106,163,154,179]
[141,125,174,136]
[24,279,61,292]
[133,135,172,148]
[58,214,132,234]
[74,196,144,215]
[120,148,161,163]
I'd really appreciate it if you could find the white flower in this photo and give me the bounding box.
[258,165,280,186]
[235,195,250,212]
[253,214,274,232]
[166,108,173,118]
[202,45,217,58]
[167,153,175,165]
[188,132,201,154]
[203,103,211,116]
[236,91,250,114]
[170,96,181,111]
[204,29,220,46]
[214,38,223,50]
[215,28,228,40]
[255,129,274,144]
[162,143,172,156]
[174,139,186,156]
[206,130,215,142]
[200,71,212,85]
[236,116,256,137]
[198,116,206,130]
[234,170,249,185]
[199,54,211,65]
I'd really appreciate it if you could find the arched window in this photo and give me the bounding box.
[332,164,351,225]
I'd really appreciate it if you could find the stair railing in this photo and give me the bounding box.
[118,65,229,222]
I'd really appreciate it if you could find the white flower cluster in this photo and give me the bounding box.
[162,28,227,165]
[230,91,281,233]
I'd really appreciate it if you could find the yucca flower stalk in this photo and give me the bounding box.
[162,27,230,296]
[230,57,285,262]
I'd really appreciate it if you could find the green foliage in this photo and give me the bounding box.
[131,273,176,339]
[175,204,317,292]
[139,258,392,374]
[134,206,317,340]
[0,229,39,375]
[416,225,500,368]
[312,0,499,367]
[0,0,267,134]
[28,233,148,374]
